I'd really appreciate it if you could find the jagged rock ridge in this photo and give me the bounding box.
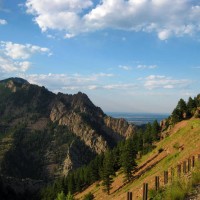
[0,77,136,181]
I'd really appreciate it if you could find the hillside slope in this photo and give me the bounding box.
[75,118,200,200]
[0,77,135,181]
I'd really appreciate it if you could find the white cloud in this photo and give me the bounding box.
[64,33,75,39]
[0,41,51,73]
[137,65,157,69]
[18,73,138,93]
[0,19,7,25]
[19,72,112,87]
[102,83,138,90]
[144,75,190,90]
[158,30,171,40]
[0,56,31,72]
[0,41,51,59]
[25,0,200,40]
[119,65,132,70]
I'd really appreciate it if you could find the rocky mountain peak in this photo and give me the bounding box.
[0,77,29,92]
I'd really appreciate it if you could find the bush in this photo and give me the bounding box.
[83,192,94,200]
[173,142,180,150]
[149,188,164,200]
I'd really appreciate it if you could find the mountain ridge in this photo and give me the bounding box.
[0,77,135,181]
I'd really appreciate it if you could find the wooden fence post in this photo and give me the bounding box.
[129,192,132,200]
[171,167,174,183]
[177,164,181,178]
[127,192,133,200]
[192,156,195,167]
[164,171,168,185]
[155,176,159,191]
[183,161,187,174]
[188,159,191,172]
[127,192,130,200]
[143,183,148,200]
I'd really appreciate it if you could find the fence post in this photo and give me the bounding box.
[198,154,200,162]
[129,192,132,200]
[177,164,181,178]
[127,192,130,200]
[127,192,133,200]
[143,183,148,200]
[155,176,159,191]
[183,161,187,174]
[164,171,168,185]
[192,156,195,167]
[171,167,174,183]
[188,159,191,172]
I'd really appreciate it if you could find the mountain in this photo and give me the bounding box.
[0,77,135,183]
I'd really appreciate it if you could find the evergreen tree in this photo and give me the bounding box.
[120,139,137,182]
[100,151,115,194]
[144,123,152,144]
[151,120,160,141]
[187,97,196,116]
[171,108,182,123]
[177,98,187,112]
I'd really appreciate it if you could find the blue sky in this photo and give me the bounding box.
[0,0,200,113]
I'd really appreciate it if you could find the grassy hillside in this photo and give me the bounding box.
[75,118,200,200]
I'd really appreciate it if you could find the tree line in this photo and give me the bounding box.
[171,95,200,124]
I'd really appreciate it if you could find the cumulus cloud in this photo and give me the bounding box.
[25,0,200,40]
[0,19,7,25]
[0,41,51,73]
[0,56,31,72]
[0,41,51,59]
[144,75,190,90]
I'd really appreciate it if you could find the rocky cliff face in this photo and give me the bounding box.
[0,77,136,180]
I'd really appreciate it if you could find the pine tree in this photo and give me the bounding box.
[187,97,196,116]
[120,139,137,182]
[100,151,115,194]
[144,123,152,144]
[171,108,182,123]
[151,120,160,141]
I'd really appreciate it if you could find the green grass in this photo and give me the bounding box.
[149,164,200,200]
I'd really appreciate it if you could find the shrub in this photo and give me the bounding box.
[173,142,180,150]
[83,192,94,200]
